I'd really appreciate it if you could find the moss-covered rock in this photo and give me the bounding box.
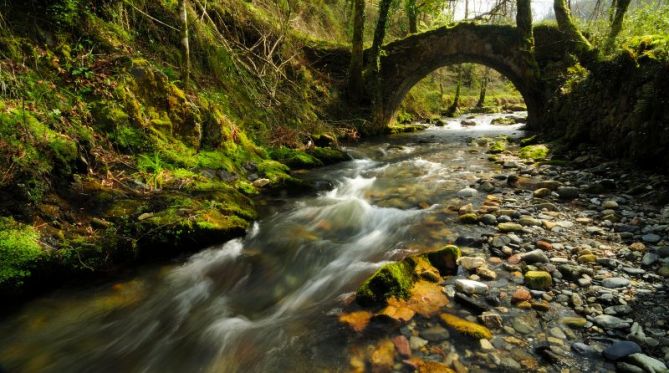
[519,144,549,160]
[458,213,479,224]
[0,217,45,290]
[488,139,508,154]
[439,313,493,339]
[524,271,552,290]
[356,261,414,307]
[426,245,461,276]
[307,147,352,165]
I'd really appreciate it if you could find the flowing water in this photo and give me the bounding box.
[0,114,527,372]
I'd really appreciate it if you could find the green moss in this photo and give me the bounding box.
[488,138,508,154]
[519,144,549,160]
[426,245,461,276]
[440,313,493,339]
[356,261,415,307]
[270,146,323,169]
[0,217,44,288]
[524,271,552,290]
[307,147,351,165]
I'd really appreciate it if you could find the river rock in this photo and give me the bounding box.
[420,325,450,342]
[457,187,478,198]
[602,341,642,361]
[458,256,486,270]
[557,186,579,199]
[498,222,523,232]
[642,233,662,244]
[602,200,619,209]
[602,277,630,289]
[409,336,428,349]
[524,271,552,290]
[628,353,668,372]
[520,249,549,264]
[480,214,497,225]
[455,279,489,295]
[392,335,411,358]
[533,188,551,198]
[593,315,630,329]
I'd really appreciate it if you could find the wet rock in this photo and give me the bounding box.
[561,317,588,328]
[512,318,534,334]
[602,277,631,289]
[427,245,461,276]
[616,362,645,373]
[518,216,542,226]
[409,335,428,349]
[512,287,532,303]
[476,267,497,280]
[356,262,414,306]
[480,338,494,351]
[642,253,659,266]
[602,200,619,209]
[557,186,579,199]
[457,187,478,198]
[480,311,503,329]
[602,341,642,361]
[458,256,486,270]
[593,315,630,329]
[498,223,524,232]
[572,342,597,355]
[480,214,498,225]
[642,233,662,244]
[454,293,490,314]
[252,178,271,188]
[520,249,549,264]
[524,271,552,290]
[439,313,492,339]
[455,279,489,295]
[533,188,551,198]
[536,240,553,251]
[392,335,411,358]
[420,325,450,342]
[628,353,668,372]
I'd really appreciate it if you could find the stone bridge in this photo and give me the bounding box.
[373,23,545,130]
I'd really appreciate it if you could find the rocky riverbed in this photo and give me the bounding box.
[339,122,669,373]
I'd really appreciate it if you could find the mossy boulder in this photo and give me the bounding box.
[458,213,478,224]
[0,217,45,291]
[356,261,414,307]
[439,313,493,339]
[307,147,352,165]
[426,245,461,276]
[488,139,507,154]
[524,271,552,290]
[519,145,549,160]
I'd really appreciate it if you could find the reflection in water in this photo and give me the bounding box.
[0,113,526,372]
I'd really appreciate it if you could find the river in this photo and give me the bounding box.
[1,113,540,372]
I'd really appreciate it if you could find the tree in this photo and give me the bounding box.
[368,0,393,76]
[405,0,418,34]
[553,0,595,63]
[476,68,490,108]
[349,0,366,100]
[179,0,190,89]
[516,0,533,49]
[605,0,631,52]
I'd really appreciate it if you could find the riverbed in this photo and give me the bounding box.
[2,112,668,373]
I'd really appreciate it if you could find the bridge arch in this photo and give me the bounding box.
[376,23,544,130]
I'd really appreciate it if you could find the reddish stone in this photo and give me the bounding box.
[507,254,521,264]
[511,287,532,304]
[392,335,411,358]
[536,240,553,251]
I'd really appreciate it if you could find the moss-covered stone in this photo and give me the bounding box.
[0,217,44,289]
[488,139,507,154]
[458,213,478,224]
[426,245,461,276]
[307,147,352,165]
[524,270,552,290]
[356,261,414,307]
[519,144,549,160]
[439,313,493,339]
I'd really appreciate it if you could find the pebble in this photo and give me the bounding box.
[498,222,524,232]
[520,249,549,264]
[457,187,478,198]
[458,256,486,270]
[455,279,489,295]
[420,325,450,342]
[593,315,630,329]
[602,200,619,209]
[642,233,662,244]
[557,186,579,199]
[602,341,642,361]
[602,277,631,289]
[409,336,428,349]
[628,353,668,372]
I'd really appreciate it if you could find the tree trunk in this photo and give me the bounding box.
[348,0,365,101]
[180,0,190,89]
[554,0,594,63]
[369,0,393,131]
[476,68,489,108]
[406,0,418,34]
[446,69,462,117]
[605,0,631,52]
[516,0,534,50]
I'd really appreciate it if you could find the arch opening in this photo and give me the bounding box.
[392,62,529,125]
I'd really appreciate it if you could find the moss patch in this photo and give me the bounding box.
[0,217,44,289]
[439,313,493,339]
[426,245,461,276]
[524,271,552,290]
[356,261,415,307]
[519,144,549,160]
